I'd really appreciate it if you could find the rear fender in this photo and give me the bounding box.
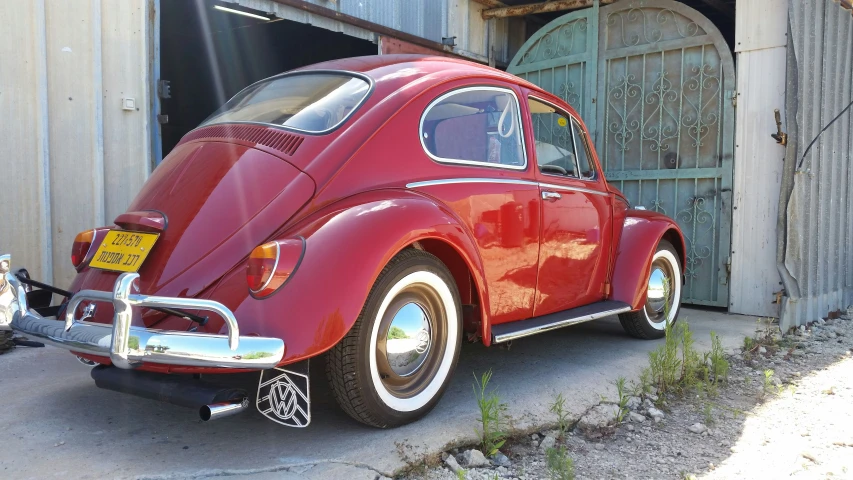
[610,210,685,310]
[205,189,489,365]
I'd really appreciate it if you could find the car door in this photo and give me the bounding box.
[525,95,613,317]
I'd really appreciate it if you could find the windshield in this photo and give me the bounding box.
[202,73,371,133]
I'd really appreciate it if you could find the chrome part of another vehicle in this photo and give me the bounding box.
[0,254,285,369]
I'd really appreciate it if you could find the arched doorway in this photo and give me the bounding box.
[509,0,736,308]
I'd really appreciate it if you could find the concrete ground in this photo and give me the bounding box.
[0,308,759,479]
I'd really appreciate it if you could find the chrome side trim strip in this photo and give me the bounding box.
[407,178,610,196]
[492,306,632,344]
[407,178,538,189]
[538,182,610,196]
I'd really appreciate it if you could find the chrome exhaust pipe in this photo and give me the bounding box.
[200,396,250,421]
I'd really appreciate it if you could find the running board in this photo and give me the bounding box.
[491,300,632,343]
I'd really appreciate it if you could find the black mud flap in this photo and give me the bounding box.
[256,360,310,427]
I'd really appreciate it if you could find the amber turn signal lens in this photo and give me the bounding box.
[246,238,304,298]
[71,229,96,268]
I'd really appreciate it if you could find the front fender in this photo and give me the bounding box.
[204,189,488,365]
[610,210,686,310]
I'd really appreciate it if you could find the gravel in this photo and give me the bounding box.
[407,315,853,480]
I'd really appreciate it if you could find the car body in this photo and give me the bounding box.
[0,55,685,428]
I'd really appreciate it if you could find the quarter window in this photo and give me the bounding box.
[528,98,579,178]
[572,118,596,179]
[420,88,525,169]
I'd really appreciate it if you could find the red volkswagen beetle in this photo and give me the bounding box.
[0,55,684,428]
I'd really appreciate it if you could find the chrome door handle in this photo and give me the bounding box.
[542,191,561,201]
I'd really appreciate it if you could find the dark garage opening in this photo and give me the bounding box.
[159,0,377,156]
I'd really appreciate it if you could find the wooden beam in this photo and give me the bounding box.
[696,0,735,19]
[482,0,614,19]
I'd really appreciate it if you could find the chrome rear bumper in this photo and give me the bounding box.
[0,254,285,369]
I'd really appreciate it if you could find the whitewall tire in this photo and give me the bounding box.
[326,249,462,427]
[618,240,683,340]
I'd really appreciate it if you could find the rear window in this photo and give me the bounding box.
[202,73,371,133]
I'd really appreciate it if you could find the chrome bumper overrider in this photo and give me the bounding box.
[0,254,284,369]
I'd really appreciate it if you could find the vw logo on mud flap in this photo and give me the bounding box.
[257,367,311,427]
[269,380,298,420]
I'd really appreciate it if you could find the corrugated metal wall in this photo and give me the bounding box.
[779,0,853,329]
[0,0,153,289]
[235,0,523,64]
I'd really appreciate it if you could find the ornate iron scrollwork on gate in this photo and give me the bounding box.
[510,0,735,307]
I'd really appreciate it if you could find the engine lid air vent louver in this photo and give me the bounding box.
[177,124,304,156]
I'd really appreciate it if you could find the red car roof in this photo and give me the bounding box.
[297,54,543,97]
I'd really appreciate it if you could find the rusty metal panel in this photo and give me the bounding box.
[780,0,853,329]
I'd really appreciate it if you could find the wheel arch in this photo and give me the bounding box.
[414,238,489,344]
[223,189,490,365]
[610,211,686,310]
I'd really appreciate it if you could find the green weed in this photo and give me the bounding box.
[703,403,715,426]
[549,393,571,437]
[473,370,507,456]
[545,446,575,480]
[614,376,629,423]
[761,369,780,397]
[709,332,729,384]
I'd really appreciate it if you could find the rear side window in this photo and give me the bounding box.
[202,73,371,133]
[420,87,526,169]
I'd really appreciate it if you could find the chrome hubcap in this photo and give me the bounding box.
[384,302,432,377]
[645,256,676,324]
[647,267,669,313]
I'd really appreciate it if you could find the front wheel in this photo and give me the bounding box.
[618,239,682,339]
[326,249,462,427]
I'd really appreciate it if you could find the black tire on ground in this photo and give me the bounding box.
[619,239,683,340]
[325,249,462,428]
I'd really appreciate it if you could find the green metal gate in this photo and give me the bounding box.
[509,0,735,307]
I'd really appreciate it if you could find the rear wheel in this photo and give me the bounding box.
[618,240,682,339]
[326,249,461,427]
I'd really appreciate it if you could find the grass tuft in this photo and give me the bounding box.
[473,369,507,456]
[549,393,571,438]
[545,446,575,480]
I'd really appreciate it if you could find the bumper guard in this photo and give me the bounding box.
[0,254,285,369]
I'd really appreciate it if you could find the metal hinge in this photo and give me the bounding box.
[725,256,732,276]
[731,91,737,108]
[157,79,172,100]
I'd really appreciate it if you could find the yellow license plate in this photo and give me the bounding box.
[89,230,160,273]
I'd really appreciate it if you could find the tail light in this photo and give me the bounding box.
[71,229,96,269]
[247,237,305,298]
